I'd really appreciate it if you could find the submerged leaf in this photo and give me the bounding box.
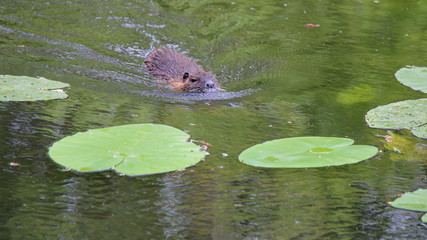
[0,75,70,101]
[337,84,374,105]
[381,131,427,162]
[238,137,377,168]
[49,124,206,176]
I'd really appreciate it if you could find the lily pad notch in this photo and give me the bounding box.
[48,124,207,176]
[0,75,70,101]
[238,136,378,168]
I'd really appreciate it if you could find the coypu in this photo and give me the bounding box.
[144,48,220,93]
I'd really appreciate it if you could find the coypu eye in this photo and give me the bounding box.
[183,72,189,80]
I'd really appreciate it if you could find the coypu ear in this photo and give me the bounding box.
[183,72,189,81]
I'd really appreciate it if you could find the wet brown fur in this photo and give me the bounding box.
[144,48,219,92]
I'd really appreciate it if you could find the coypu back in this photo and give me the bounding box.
[144,48,220,92]
[144,48,202,80]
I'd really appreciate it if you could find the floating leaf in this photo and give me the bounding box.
[365,98,427,139]
[395,66,427,93]
[391,189,427,221]
[238,137,377,168]
[411,124,427,139]
[0,75,69,101]
[48,124,206,176]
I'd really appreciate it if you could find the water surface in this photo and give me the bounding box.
[1,0,427,239]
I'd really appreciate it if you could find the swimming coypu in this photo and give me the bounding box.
[144,48,220,92]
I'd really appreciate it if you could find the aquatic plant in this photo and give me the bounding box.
[238,137,377,168]
[48,124,207,176]
[0,75,69,101]
[391,189,427,223]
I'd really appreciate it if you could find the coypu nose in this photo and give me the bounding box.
[205,81,215,89]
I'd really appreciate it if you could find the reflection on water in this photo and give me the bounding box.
[1,0,427,239]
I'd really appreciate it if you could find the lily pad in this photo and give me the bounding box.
[365,98,427,139]
[395,66,427,93]
[238,137,378,168]
[411,124,427,139]
[391,189,427,223]
[0,75,69,101]
[48,124,206,176]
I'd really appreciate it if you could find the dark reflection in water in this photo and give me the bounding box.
[129,88,257,101]
[1,0,427,239]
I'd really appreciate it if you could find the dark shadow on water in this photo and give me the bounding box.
[128,88,258,102]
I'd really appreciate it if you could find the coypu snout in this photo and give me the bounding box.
[206,81,216,89]
[144,48,220,93]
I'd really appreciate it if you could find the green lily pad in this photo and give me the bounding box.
[395,66,427,93]
[411,124,427,139]
[391,189,427,222]
[0,75,69,101]
[365,98,427,139]
[238,137,378,168]
[48,124,206,176]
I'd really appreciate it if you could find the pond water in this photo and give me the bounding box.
[1,0,427,239]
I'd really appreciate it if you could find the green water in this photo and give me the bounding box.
[1,0,426,239]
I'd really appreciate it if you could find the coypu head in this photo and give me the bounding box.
[177,71,220,93]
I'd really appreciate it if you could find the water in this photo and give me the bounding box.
[1,0,427,239]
